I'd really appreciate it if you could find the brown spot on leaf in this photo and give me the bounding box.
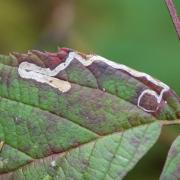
[139,92,159,112]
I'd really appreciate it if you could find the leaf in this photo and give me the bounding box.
[0,122,161,180]
[160,136,180,180]
[0,48,179,179]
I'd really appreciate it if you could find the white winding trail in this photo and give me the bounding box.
[18,51,170,113]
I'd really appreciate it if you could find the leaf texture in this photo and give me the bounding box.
[0,48,179,179]
[160,136,180,180]
[0,122,161,180]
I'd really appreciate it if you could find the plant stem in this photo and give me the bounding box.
[160,119,180,126]
[165,0,180,39]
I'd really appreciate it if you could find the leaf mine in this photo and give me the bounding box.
[0,48,179,179]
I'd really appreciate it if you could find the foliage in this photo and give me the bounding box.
[0,0,179,179]
[160,136,180,180]
[0,49,179,179]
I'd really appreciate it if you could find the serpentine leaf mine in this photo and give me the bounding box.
[17,48,179,116]
[0,48,179,178]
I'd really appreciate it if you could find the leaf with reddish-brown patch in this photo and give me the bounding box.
[0,48,179,179]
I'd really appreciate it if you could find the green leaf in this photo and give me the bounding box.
[0,122,161,180]
[0,49,179,179]
[160,136,180,180]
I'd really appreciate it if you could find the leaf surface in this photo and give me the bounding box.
[160,136,180,180]
[1,122,161,180]
[0,48,179,179]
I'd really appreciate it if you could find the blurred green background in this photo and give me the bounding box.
[0,0,179,179]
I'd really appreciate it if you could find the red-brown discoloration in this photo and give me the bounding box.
[138,93,159,112]
[15,48,179,118]
[120,69,165,96]
[31,48,72,69]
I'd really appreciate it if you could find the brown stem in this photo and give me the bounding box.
[165,0,180,39]
[160,119,180,126]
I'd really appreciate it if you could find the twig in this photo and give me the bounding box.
[165,0,180,39]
